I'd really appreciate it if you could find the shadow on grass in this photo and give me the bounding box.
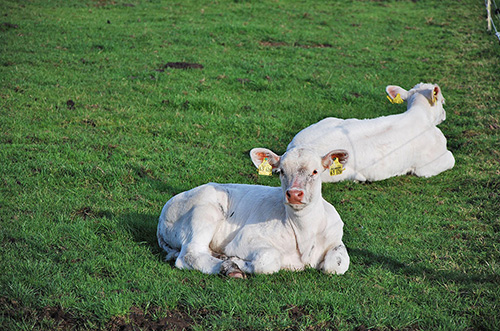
[117,212,164,256]
[117,211,180,270]
[350,247,498,285]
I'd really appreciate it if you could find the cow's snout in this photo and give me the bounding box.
[286,189,304,204]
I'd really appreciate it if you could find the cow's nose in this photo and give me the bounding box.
[286,189,304,204]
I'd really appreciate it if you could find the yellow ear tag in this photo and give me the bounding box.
[432,90,437,104]
[387,93,404,104]
[329,158,344,176]
[258,158,273,176]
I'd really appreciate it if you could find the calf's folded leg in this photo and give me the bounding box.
[171,201,227,274]
[414,150,455,178]
[322,243,350,275]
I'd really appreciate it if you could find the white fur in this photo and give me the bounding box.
[157,148,350,276]
[287,83,455,182]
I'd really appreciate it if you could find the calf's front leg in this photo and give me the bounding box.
[224,247,283,275]
[321,243,350,274]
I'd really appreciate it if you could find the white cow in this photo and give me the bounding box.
[157,148,350,278]
[287,83,455,182]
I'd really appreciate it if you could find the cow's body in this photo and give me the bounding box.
[287,83,455,182]
[157,148,350,277]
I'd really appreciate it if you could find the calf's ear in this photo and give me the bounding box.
[386,85,409,101]
[250,148,281,169]
[430,84,442,105]
[322,150,349,170]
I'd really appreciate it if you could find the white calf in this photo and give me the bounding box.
[157,148,350,277]
[287,83,455,182]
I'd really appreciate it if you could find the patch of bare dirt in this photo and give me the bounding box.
[163,62,204,70]
[0,296,86,330]
[260,41,289,47]
[107,306,196,331]
[1,296,200,330]
[66,99,75,110]
[284,304,338,331]
[1,22,19,31]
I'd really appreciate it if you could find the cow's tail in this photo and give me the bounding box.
[158,236,180,261]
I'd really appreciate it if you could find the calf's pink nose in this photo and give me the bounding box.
[286,189,304,204]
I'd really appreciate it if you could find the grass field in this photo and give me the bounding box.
[1,0,499,330]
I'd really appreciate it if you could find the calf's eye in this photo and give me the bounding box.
[312,170,318,175]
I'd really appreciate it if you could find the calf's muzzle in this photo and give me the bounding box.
[286,189,304,204]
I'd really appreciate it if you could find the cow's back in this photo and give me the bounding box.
[158,183,285,254]
[288,113,431,181]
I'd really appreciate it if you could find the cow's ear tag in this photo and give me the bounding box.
[432,90,437,104]
[329,158,344,176]
[387,93,404,104]
[258,158,273,176]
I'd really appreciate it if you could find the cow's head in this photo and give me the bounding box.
[386,83,446,125]
[250,147,348,211]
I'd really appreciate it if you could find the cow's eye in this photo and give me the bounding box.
[312,170,318,175]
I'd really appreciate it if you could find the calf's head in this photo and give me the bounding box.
[250,148,348,211]
[386,83,446,125]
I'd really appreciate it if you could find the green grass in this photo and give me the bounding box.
[1,0,499,330]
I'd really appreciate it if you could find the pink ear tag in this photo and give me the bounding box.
[258,158,272,176]
[329,158,344,176]
[387,93,404,104]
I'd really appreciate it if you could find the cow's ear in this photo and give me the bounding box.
[429,84,441,105]
[321,149,349,170]
[250,148,281,169]
[386,85,409,102]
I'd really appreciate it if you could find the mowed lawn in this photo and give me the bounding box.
[1,0,499,330]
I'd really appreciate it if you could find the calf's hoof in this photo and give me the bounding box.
[220,260,246,279]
